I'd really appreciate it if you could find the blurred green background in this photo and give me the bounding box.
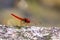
[0,0,60,26]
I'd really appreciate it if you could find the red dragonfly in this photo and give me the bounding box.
[11,13,30,23]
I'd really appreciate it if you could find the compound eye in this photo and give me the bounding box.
[24,18,30,23]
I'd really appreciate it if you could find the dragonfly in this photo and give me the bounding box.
[11,13,30,23]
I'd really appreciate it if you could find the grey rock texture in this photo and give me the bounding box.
[0,25,60,40]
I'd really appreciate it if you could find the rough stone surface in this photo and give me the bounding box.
[0,25,60,40]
